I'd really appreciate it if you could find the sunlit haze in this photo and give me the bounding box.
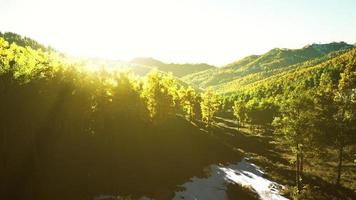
[1,0,356,65]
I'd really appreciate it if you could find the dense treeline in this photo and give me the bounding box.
[1,32,355,199]
[182,42,354,90]
[0,32,49,51]
[0,35,221,134]
[228,48,356,196]
[0,36,228,200]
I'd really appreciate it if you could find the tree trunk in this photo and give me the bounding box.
[189,105,193,121]
[300,151,304,185]
[296,152,300,193]
[0,131,5,200]
[1,129,5,167]
[336,145,343,186]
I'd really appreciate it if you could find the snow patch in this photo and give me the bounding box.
[174,158,288,200]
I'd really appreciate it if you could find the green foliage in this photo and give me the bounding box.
[272,91,319,192]
[233,100,247,127]
[0,33,206,127]
[246,99,278,129]
[141,71,179,122]
[183,42,354,93]
[272,91,318,152]
[1,32,355,199]
[178,86,198,120]
[200,89,221,126]
[1,34,220,199]
[0,31,48,51]
[226,48,356,192]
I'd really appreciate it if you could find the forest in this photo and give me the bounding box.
[0,32,355,200]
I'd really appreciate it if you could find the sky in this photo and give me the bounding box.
[1,0,356,65]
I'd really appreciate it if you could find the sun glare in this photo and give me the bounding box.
[2,0,355,65]
[1,1,356,200]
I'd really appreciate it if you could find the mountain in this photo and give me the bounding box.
[130,57,216,77]
[227,47,356,96]
[0,32,214,79]
[182,42,355,91]
[0,33,239,200]
[0,32,49,51]
[76,57,215,79]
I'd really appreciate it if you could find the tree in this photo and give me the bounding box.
[200,89,220,127]
[333,63,356,185]
[178,86,197,121]
[314,69,356,186]
[233,100,247,129]
[242,98,278,133]
[141,71,178,123]
[273,91,318,193]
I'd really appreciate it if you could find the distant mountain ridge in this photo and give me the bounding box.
[130,57,216,77]
[220,48,356,95]
[2,32,354,95]
[75,57,216,78]
[182,42,355,91]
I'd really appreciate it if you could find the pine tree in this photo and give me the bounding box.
[178,86,197,121]
[141,71,178,123]
[273,91,317,193]
[200,89,220,127]
[233,100,247,129]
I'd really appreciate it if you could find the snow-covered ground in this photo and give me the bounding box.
[174,158,288,200]
[94,158,288,200]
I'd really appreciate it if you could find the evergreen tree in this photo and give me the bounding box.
[200,89,220,127]
[273,91,318,192]
[233,100,247,129]
[142,71,178,123]
[333,63,356,185]
[178,86,197,121]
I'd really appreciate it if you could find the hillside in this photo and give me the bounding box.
[59,56,216,78]
[182,42,355,91]
[1,32,356,200]
[0,32,214,79]
[0,34,239,200]
[0,32,49,51]
[130,57,216,77]
[232,48,356,97]
[217,47,355,94]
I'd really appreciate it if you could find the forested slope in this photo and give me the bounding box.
[224,48,356,96]
[1,32,355,200]
[183,42,354,91]
[221,47,356,199]
[0,32,50,51]
[0,35,234,200]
